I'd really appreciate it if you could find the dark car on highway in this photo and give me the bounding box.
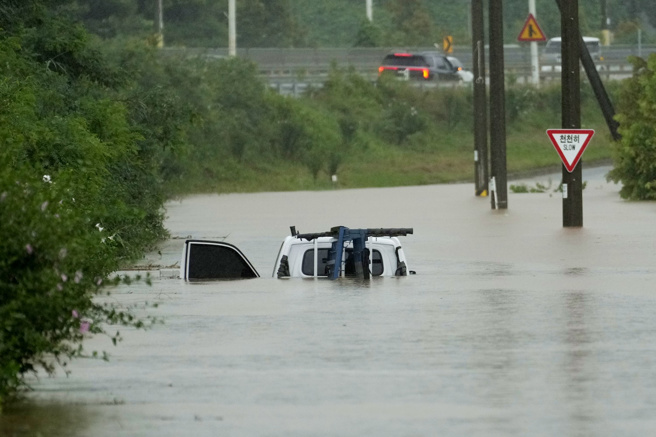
[378,52,462,82]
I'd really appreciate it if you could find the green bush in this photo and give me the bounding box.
[0,5,175,402]
[607,54,656,199]
[0,165,157,402]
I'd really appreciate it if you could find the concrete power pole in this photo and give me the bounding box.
[471,0,488,197]
[489,0,508,210]
[366,0,373,21]
[229,0,236,56]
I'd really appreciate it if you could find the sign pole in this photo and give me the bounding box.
[561,0,582,227]
[517,12,546,88]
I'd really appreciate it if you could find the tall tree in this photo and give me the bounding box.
[384,0,436,46]
[238,0,305,47]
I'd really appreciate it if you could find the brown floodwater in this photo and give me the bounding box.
[2,167,656,436]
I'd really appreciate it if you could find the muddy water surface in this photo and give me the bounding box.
[3,168,656,436]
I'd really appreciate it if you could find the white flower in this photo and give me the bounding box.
[95,223,104,232]
[43,175,52,183]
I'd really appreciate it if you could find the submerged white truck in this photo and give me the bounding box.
[181,226,414,280]
[273,226,413,279]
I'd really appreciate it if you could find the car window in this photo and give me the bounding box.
[545,39,600,55]
[544,40,560,54]
[183,241,259,280]
[448,57,462,69]
[383,55,429,67]
[302,248,330,276]
[585,41,600,54]
[301,248,383,276]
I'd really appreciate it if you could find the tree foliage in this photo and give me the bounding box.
[59,0,656,48]
[607,54,656,199]
[0,0,182,402]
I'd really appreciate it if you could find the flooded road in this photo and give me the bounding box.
[3,167,656,436]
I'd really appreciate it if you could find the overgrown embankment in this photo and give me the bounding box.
[159,57,618,194]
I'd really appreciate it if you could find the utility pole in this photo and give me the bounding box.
[471,0,488,197]
[489,0,508,210]
[229,0,236,56]
[561,0,582,226]
[366,0,373,21]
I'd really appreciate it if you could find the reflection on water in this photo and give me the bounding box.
[1,402,98,437]
[3,175,656,436]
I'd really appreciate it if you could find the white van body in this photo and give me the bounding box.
[542,36,602,64]
[273,235,411,278]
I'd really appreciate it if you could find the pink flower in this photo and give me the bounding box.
[79,320,90,334]
[72,310,79,318]
[25,244,33,255]
[61,274,68,282]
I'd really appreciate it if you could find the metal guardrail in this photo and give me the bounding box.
[163,45,655,82]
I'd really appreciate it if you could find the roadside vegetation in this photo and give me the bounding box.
[161,60,618,193]
[0,1,179,403]
[607,54,656,199]
[1,0,655,405]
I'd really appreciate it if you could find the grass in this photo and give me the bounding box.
[170,79,620,195]
[174,125,616,195]
[177,128,615,195]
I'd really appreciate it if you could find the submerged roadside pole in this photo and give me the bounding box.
[488,0,508,209]
[471,0,489,197]
[560,0,584,227]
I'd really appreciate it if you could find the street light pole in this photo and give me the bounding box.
[229,0,236,56]
[156,0,164,47]
[529,0,539,86]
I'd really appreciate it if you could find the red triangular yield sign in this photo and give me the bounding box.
[546,129,595,172]
[517,13,547,42]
